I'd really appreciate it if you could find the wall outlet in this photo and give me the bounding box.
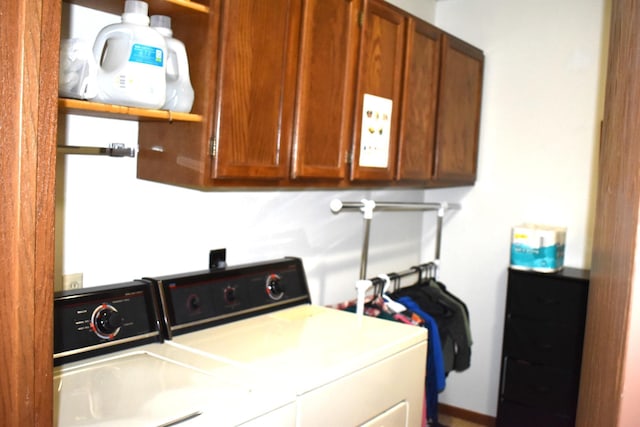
[62,273,83,290]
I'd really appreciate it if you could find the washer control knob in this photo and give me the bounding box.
[91,304,123,340]
[265,274,284,301]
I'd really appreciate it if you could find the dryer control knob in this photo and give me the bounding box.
[224,286,237,304]
[265,274,284,301]
[187,294,201,311]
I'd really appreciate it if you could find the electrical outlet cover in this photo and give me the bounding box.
[62,273,83,290]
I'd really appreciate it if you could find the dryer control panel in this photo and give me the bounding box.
[150,257,311,337]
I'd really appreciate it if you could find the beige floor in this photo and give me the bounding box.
[438,413,488,427]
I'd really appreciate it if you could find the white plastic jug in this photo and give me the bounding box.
[59,38,98,100]
[151,15,194,113]
[92,0,167,109]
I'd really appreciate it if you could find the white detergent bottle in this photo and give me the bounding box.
[92,0,167,109]
[150,15,194,113]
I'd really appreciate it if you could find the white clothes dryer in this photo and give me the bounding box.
[151,257,428,427]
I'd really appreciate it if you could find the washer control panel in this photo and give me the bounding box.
[54,280,161,365]
[151,257,311,337]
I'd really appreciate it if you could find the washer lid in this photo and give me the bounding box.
[55,351,211,426]
[54,347,292,426]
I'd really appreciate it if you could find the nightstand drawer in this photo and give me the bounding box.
[507,270,588,322]
[502,358,578,416]
[497,400,573,427]
[504,316,584,367]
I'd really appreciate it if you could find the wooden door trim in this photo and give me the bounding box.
[0,0,59,424]
[577,0,635,424]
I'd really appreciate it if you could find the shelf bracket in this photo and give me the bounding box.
[57,143,136,158]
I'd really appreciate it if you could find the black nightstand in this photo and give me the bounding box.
[496,267,590,427]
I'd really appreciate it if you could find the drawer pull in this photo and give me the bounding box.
[532,385,551,394]
[537,296,560,305]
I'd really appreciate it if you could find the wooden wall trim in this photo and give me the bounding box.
[577,0,637,425]
[0,0,59,425]
[439,403,496,426]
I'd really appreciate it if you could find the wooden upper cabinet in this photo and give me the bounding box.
[290,0,361,180]
[135,0,484,189]
[212,0,301,180]
[351,0,406,182]
[433,34,484,184]
[396,18,441,182]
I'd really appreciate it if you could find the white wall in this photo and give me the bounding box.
[620,242,640,424]
[431,0,608,416]
[56,0,607,418]
[387,0,436,21]
[56,114,431,305]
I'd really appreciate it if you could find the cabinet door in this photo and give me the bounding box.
[396,18,441,182]
[290,0,361,180]
[137,9,217,188]
[351,0,406,181]
[434,34,483,184]
[212,0,300,180]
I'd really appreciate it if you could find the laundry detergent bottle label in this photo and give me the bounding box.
[129,44,164,67]
[92,1,167,109]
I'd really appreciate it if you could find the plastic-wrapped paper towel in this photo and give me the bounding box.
[510,224,566,272]
[58,38,98,100]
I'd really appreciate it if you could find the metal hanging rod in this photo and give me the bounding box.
[366,262,437,292]
[330,199,461,213]
[330,199,461,280]
[57,143,135,157]
[354,262,438,317]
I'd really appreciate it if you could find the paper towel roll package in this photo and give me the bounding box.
[510,224,566,272]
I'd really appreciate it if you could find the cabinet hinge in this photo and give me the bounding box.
[346,150,353,165]
[209,137,217,157]
[358,11,364,27]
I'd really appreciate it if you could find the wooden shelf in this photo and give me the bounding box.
[165,0,209,14]
[64,0,209,15]
[59,98,203,123]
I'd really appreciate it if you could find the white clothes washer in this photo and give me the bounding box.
[152,257,428,427]
[54,281,295,427]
